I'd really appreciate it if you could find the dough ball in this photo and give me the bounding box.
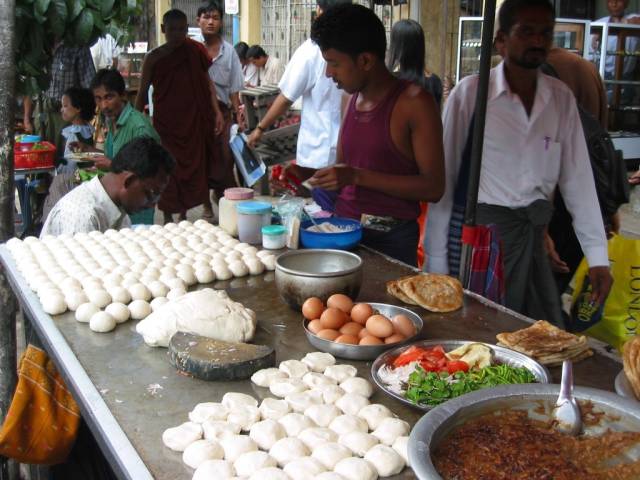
[283,457,327,480]
[358,404,395,431]
[86,289,112,308]
[269,378,307,398]
[177,269,198,286]
[193,459,235,480]
[182,439,224,469]
[316,473,348,480]
[121,277,139,289]
[371,418,410,446]
[285,390,323,413]
[228,260,249,278]
[129,300,152,320]
[339,378,373,399]
[75,302,100,323]
[148,280,169,298]
[128,283,152,302]
[279,359,309,378]
[167,288,187,301]
[269,437,310,467]
[225,250,243,262]
[278,413,316,437]
[335,393,370,416]
[261,255,276,271]
[302,372,336,389]
[61,276,82,291]
[245,258,265,275]
[189,402,229,423]
[164,277,186,291]
[249,419,286,450]
[304,404,341,428]
[89,312,116,333]
[339,432,379,457]
[298,427,338,450]
[213,264,233,281]
[162,422,203,452]
[107,286,131,304]
[251,367,288,388]
[41,293,67,315]
[220,434,258,463]
[259,398,291,421]
[142,267,160,279]
[249,467,290,480]
[202,420,241,441]
[195,267,215,284]
[364,444,404,477]
[328,415,369,436]
[234,451,277,477]
[312,385,345,405]
[311,442,352,470]
[64,290,88,312]
[105,303,130,324]
[334,457,377,480]
[222,392,258,410]
[301,352,336,373]
[324,365,357,383]
[227,405,260,432]
[391,436,409,466]
[102,273,123,288]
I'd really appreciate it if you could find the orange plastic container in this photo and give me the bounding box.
[14,142,56,169]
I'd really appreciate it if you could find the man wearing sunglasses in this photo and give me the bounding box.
[41,137,175,236]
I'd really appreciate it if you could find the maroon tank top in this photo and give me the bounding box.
[335,79,420,221]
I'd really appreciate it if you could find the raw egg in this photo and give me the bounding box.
[327,294,354,314]
[335,334,359,345]
[350,303,374,325]
[320,307,347,330]
[358,328,371,339]
[302,297,324,320]
[384,333,406,344]
[391,314,417,338]
[339,321,364,337]
[359,336,384,345]
[317,329,340,341]
[366,314,394,338]
[308,319,323,334]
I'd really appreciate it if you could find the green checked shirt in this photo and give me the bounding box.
[105,102,160,158]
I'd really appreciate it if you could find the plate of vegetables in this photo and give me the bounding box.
[371,340,551,411]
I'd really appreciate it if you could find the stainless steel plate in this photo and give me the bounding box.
[616,369,639,401]
[370,339,551,411]
[303,303,423,360]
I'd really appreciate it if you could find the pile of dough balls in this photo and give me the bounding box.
[6,220,277,334]
[162,352,411,480]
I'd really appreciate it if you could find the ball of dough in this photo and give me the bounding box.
[304,404,341,428]
[227,406,260,432]
[324,365,357,383]
[182,439,224,469]
[225,250,243,262]
[316,473,348,480]
[364,444,404,477]
[195,267,215,284]
[298,427,338,450]
[128,300,152,320]
[148,280,169,298]
[249,467,290,480]
[105,303,130,324]
[251,368,288,388]
[220,434,258,463]
[261,255,276,271]
[193,459,235,480]
[339,378,373,399]
[234,450,277,477]
[312,442,352,470]
[338,432,379,457]
[163,421,203,452]
[107,286,131,304]
[328,415,369,436]
[312,385,345,405]
[86,289,112,308]
[302,352,336,373]
[269,437,309,467]
[245,258,265,276]
[269,378,306,398]
[249,419,286,450]
[391,436,409,466]
[213,265,233,281]
[259,398,291,421]
[285,390,323,413]
[167,288,187,301]
[371,418,410,446]
[278,413,316,437]
[75,302,100,323]
[279,359,309,378]
[222,392,258,410]
[189,403,229,423]
[228,260,249,278]
[41,293,67,315]
[283,457,327,480]
[335,393,370,416]
[89,312,116,333]
[102,273,123,288]
[165,277,186,291]
[150,297,169,312]
[128,283,152,302]
[202,420,241,441]
[302,372,336,389]
[61,276,82,291]
[334,457,377,480]
[64,290,89,312]
[177,269,197,286]
[357,404,395,431]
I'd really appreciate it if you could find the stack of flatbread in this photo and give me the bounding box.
[496,320,593,366]
[386,273,463,313]
[623,337,640,400]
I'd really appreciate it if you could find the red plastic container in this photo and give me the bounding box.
[14,142,56,169]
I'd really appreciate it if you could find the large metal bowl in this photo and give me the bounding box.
[409,383,640,480]
[371,340,551,411]
[275,249,363,311]
[303,303,424,360]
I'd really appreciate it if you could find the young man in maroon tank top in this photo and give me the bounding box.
[278,4,444,266]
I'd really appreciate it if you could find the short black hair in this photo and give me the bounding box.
[311,4,386,61]
[246,45,267,59]
[235,42,249,60]
[90,69,126,95]
[498,0,555,34]
[163,8,188,24]
[316,0,352,11]
[63,87,96,122]
[197,1,223,18]
[111,137,176,178]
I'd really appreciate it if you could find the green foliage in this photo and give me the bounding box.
[16,0,142,96]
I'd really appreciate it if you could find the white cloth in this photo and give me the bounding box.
[278,39,342,168]
[244,63,259,87]
[424,61,608,274]
[41,176,131,237]
[259,56,284,86]
[61,124,94,159]
[90,34,122,70]
[592,15,640,77]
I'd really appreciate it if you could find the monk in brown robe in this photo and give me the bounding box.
[135,8,223,223]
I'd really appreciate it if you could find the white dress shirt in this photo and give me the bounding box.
[425,61,608,274]
[41,176,131,237]
[278,39,342,168]
[244,63,259,87]
[259,56,284,86]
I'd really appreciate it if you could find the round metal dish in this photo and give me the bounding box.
[371,340,551,411]
[615,369,638,400]
[408,383,640,480]
[303,303,423,360]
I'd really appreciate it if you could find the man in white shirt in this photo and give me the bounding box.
[90,34,122,70]
[247,0,351,169]
[424,0,612,325]
[235,42,259,87]
[246,45,284,86]
[41,137,174,236]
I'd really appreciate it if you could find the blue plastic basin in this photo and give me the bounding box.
[300,217,362,250]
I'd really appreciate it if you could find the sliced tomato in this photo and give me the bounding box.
[393,346,427,367]
[446,360,470,374]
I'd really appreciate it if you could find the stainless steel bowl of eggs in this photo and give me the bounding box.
[302,294,424,360]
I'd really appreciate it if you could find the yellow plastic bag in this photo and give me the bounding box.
[569,234,640,351]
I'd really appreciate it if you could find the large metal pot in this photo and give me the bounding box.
[275,249,363,311]
[408,383,640,479]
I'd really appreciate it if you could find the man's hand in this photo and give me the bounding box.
[544,232,570,273]
[93,156,112,170]
[308,165,357,191]
[23,117,33,134]
[630,170,640,185]
[588,265,613,305]
[247,128,263,148]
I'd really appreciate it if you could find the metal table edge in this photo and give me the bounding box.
[0,246,153,480]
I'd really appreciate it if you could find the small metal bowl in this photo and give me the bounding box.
[303,302,424,360]
[275,249,363,311]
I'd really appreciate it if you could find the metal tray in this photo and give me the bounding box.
[370,340,551,411]
[302,302,423,360]
[615,369,639,401]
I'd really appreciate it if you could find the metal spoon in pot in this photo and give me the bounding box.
[552,360,583,436]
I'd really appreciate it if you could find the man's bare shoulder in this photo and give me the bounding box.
[398,82,438,113]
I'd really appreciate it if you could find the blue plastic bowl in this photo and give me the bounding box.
[300,217,362,250]
[16,134,41,144]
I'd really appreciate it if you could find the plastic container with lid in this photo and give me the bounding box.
[237,201,272,244]
[219,187,254,236]
[262,225,287,250]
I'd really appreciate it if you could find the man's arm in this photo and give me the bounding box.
[23,97,34,133]
[209,77,224,135]
[134,52,155,112]
[246,94,293,146]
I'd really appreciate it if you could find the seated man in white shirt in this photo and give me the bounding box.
[424,0,612,326]
[246,45,284,86]
[41,137,175,237]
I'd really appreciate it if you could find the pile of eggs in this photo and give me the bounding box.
[302,294,417,346]
[5,220,277,333]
